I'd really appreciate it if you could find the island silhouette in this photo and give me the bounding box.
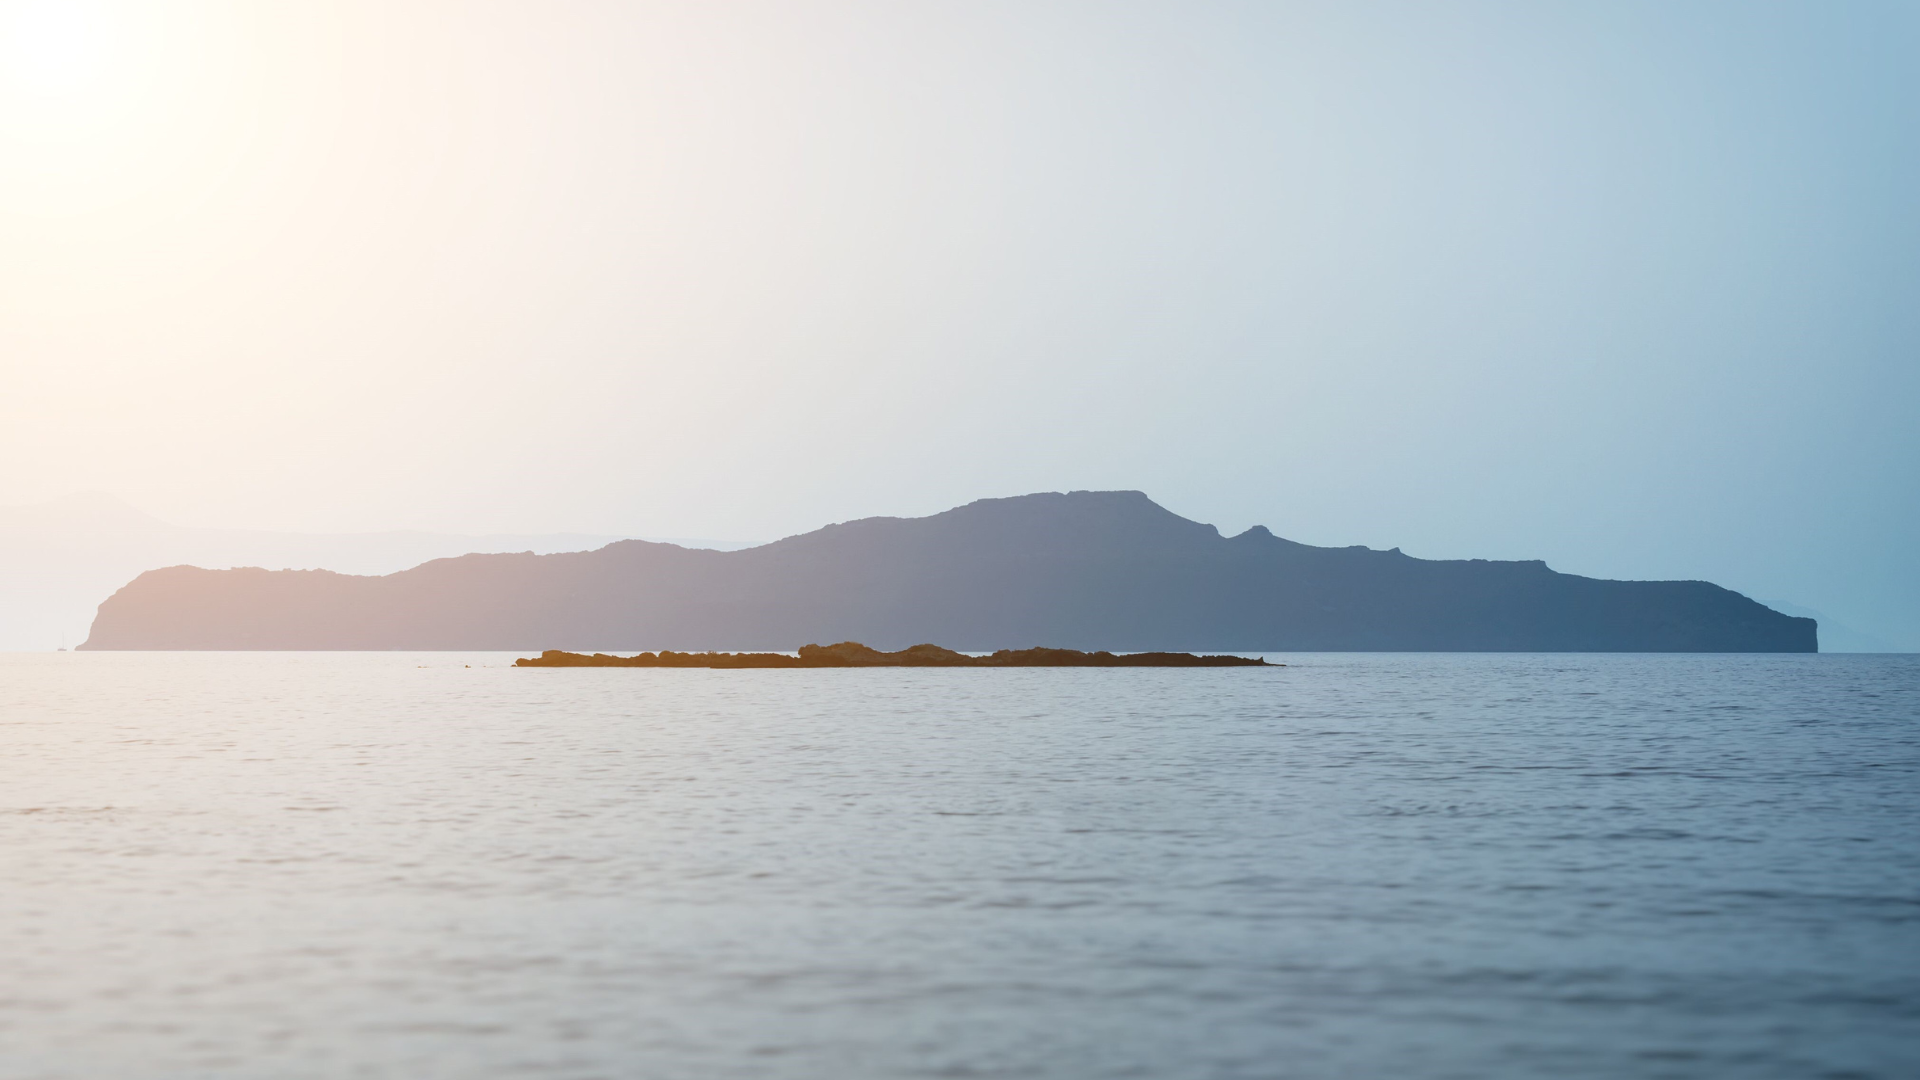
[516,642,1273,668]
[78,490,1816,652]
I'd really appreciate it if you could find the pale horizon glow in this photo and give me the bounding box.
[1,1,1915,648]
[6,3,111,96]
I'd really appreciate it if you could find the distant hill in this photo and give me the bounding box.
[0,493,705,651]
[77,491,1815,652]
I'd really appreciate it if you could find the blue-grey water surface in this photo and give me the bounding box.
[2,652,1916,1079]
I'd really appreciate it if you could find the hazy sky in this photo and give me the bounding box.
[2,1,1915,646]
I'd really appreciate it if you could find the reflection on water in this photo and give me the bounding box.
[1,652,1916,1078]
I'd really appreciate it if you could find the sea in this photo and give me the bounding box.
[1,652,1915,1079]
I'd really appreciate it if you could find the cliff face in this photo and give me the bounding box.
[78,490,1817,652]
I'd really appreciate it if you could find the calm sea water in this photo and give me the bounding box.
[1,652,1915,1079]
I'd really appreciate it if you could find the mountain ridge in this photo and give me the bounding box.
[78,490,1817,652]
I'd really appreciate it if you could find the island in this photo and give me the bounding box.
[78,490,1818,653]
[514,641,1274,668]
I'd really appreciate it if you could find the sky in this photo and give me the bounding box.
[1,0,1915,648]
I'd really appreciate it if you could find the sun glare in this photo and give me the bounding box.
[6,1,111,97]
